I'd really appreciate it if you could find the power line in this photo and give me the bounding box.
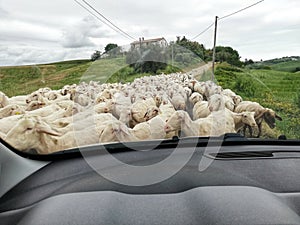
[191,0,265,40]
[81,0,137,41]
[219,0,264,21]
[74,0,133,40]
[191,22,214,40]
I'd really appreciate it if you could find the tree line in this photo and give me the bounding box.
[91,36,246,73]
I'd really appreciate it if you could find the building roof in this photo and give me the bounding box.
[131,37,167,45]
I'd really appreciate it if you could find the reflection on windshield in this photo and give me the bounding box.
[2,37,300,156]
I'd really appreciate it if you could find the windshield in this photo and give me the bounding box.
[0,0,299,155]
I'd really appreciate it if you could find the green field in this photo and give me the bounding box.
[215,63,300,139]
[269,60,300,73]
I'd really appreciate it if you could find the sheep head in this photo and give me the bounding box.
[240,112,257,127]
[5,116,60,152]
[264,108,282,129]
[164,111,186,133]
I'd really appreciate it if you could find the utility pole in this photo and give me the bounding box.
[211,16,218,81]
[171,43,174,68]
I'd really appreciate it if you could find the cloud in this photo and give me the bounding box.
[60,16,114,48]
[0,0,299,65]
[0,45,97,66]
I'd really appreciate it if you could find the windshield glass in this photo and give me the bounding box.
[0,0,299,155]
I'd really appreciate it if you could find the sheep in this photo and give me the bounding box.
[0,104,25,119]
[221,95,235,111]
[131,116,166,140]
[95,89,112,103]
[44,91,60,101]
[0,91,10,108]
[130,100,148,124]
[99,116,166,143]
[165,110,238,138]
[94,100,115,114]
[171,93,186,110]
[207,94,226,112]
[222,89,236,98]
[25,101,46,111]
[25,91,47,104]
[144,106,160,120]
[193,82,206,96]
[164,110,212,137]
[0,115,23,134]
[235,101,282,137]
[8,95,28,107]
[193,101,210,120]
[99,122,139,143]
[4,116,101,154]
[189,92,203,105]
[233,95,243,105]
[224,110,257,131]
[27,103,62,117]
[70,89,90,107]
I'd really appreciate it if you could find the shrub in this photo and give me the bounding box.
[234,75,256,97]
[294,90,300,108]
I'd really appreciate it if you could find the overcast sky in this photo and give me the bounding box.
[0,0,299,66]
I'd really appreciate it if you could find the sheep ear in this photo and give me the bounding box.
[275,114,283,121]
[255,109,265,119]
[36,124,60,136]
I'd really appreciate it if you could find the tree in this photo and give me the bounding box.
[126,44,168,74]
[215,46,242,67]
[91,50,101,61]
[245,58,254,66]
[104,43,122,58]
[175,36,206,60]
[104,43,118,53]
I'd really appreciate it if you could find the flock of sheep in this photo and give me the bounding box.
[0,72,282,154]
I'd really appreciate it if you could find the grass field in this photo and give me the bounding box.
[269,60,300,73]
[215,63,300,139]
[1,58,299,139]
[0,59,92,97]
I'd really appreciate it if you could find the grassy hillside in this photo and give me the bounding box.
[0,59,92,97]
[248,58,300,73]
[269,60,300,73]
[0,57,192,96]
[215,63,300,139]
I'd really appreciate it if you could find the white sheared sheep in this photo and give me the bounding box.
[94,99,115,114]
[0,91,10,108]
[70,89,91,107]
[225,110,257,131]
[27,103,62,117]
[189,92,203,106]
[25,101,46,111]
[0,115,23,134]
[99,116,166,143]
[4,116,101,154]
[193,101,210,120]
[165,110,234,137]
[130,100,149,124]
[99,122,139,143]
[171,93,186,110]
[0,104,25,119]
[235,101,282,137]
[25,91,47,104]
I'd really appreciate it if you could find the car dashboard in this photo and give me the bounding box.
[1,140,300,224]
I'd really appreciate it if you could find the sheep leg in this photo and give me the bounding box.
[256,123,262,138]
[242,125,248,137]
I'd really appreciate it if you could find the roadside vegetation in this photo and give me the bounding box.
[215,62,300,139]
